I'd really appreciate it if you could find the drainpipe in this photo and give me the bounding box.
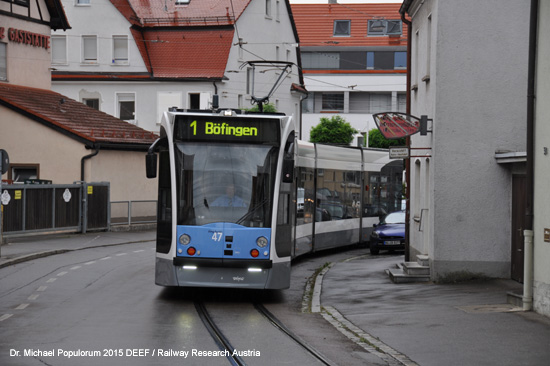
[81,147,99,182]
[401,7,412,262]
[524,0,538,311]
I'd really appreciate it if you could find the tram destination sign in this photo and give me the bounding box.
[174,115,280,145]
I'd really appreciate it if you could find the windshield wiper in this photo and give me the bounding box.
[236,199,269,225]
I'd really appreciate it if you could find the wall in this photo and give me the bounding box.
[0,13,53,88]
[534,0,550,317]
[408,0,529,280]
[0,107,85,183]
[0,106,157,206]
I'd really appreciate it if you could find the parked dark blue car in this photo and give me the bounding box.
[369,211,405,255]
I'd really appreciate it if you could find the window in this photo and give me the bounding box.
[367,51,401,70]
[301,52,339,69]
[51,35,67,65]
[265,0,271,17]
[9,164,39,183]
[76,0,90,5]
[10,0,30,6]
[386,20,402,35]
[333,20,351,36]
[116,93,135,123]
[175,0,190,4]
[0,43,6,81]
[82,35,98,63]
[368,19,402,36]
[83,98,99,110]
[394,52,407,69]
[189,93,200,110]
[322,93,344,111]
[112,36,128,64]
[369,93,392,114]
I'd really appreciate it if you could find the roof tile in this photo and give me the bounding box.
[291,3,407,47]
[0,84,157,146]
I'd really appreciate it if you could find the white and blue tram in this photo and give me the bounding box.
[146,110,402,289]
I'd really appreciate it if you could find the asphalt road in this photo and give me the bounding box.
[0,241,382,366]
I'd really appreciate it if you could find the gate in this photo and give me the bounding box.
[0,182,109,237]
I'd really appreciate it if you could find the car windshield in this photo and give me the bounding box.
[175,142,278,227]
[383,211,405,224]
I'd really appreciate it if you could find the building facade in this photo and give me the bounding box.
[291,2,407,142]
[400,0,530,282]
[51,0,305,133]
[533,0,550,317]
[1,0,158,224]
[1,0,69,88]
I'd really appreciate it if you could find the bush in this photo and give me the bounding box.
[310,115,358,144]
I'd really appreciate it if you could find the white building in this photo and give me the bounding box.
[51,0,305,133]
[400,0,530,283]
[291,2,407,142]
[533,0,550,317]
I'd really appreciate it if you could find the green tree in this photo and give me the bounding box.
[309,115,358,144]
[245,103,278,113]
[368,128,406,149]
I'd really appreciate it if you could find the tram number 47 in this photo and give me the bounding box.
[211,232,223,242]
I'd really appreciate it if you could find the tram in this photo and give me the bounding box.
[146,109,402,289]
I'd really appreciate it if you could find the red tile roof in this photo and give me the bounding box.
[133,28,234,78]
[111,0,252,27]
[106,0,251,79]
[0,84,157,148]
[291,3,407,47]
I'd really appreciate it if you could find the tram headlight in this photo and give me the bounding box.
[256,236,268,248]
[179,234,191,245]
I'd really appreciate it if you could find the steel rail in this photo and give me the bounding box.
[253,303,335,366]
[194,302,247,366]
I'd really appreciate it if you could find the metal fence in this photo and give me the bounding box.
[0,182,110,237]
[110,200,157,226]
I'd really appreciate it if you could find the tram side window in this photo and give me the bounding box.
[363,163,403,217]
[344,171,361,219]
[316,169,359,220]
[156,149,172,254]
[297,167,315,224]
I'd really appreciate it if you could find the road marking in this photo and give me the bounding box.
[100,257,111,261]
[0,314,13,322]
[57,271,68,276]
[133,250,145,253]
[37,286,48,292]
[15,304,29,310]
[70,265,81,270]
[84,261,96,265]
[116,253,127,256]
[46,278,57,283]
[28,294,39,301]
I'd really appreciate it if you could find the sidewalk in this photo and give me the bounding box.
[320,255,550,366]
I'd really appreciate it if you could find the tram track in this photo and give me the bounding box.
[194,301,335,366]
[194,301,247,366]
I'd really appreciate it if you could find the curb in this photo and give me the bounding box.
[0,239,155,270]
[0,250,72,270]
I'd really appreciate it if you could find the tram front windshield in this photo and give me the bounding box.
[175,143,278,228]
